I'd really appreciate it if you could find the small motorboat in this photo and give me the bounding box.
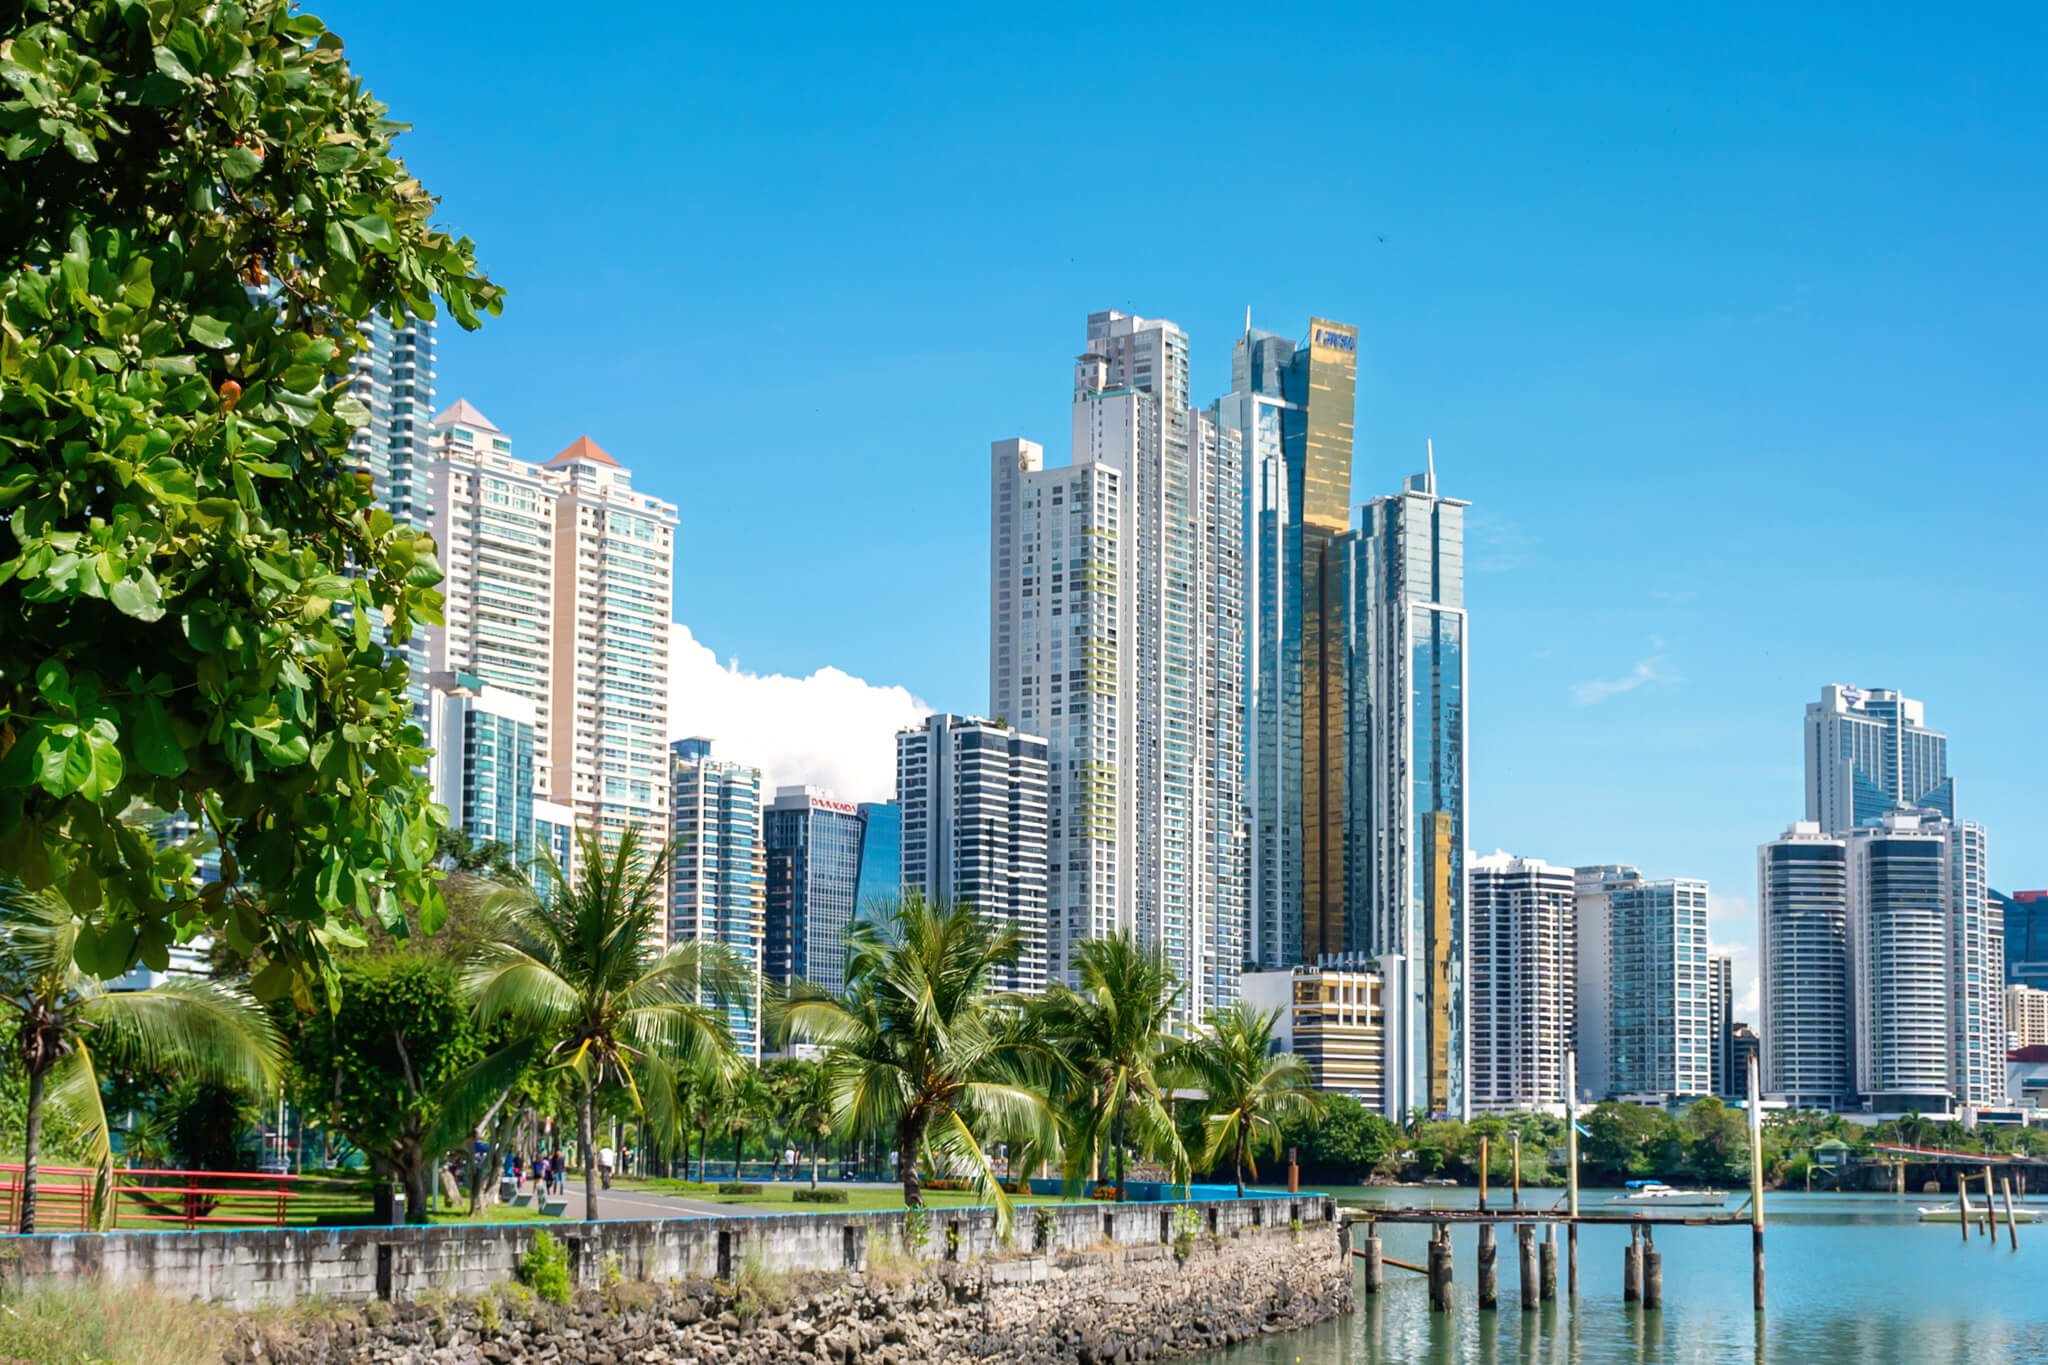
[1918,1206,2040,1224]
[1604,1181,1727,1208]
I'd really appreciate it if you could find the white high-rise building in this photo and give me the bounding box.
[2008,985,2048,1049]
[669,739,765,1058]
[542,437,677,839]
[1805,685,1953,833]
[989,310,1247,1028]
[425,401,557,780]
[1843,810,2003,1110]
[426,673,537,859]
[1575,866,1712,1101]
[895,715,1050,996]
[1758,822,1852,1108]
[1467,854,1575,1113]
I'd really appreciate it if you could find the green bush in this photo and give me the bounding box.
[519,1230,572,1304]
[792,1188,848,1204]
[718,1182,764,1196]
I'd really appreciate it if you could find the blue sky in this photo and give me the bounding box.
[332,1,2047,1008]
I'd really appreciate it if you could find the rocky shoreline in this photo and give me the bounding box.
[229,1225,1351,1365]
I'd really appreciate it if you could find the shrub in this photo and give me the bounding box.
[718,1182,765,1196]
[519,1230,572,1305]
[792,1188,848,1204]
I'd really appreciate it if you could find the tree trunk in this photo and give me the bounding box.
[19,1064,46,1235]
[1235,1128,1248,1199]
[404,1162,431,1225]
[580,1085,598,1221]
[898,1117,925,1210]
[811,1145,820,1189]
[1113,1098,1128,1203]
[697,1126,708,1183]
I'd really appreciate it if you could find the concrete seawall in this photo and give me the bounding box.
[0,1193,1338,1310]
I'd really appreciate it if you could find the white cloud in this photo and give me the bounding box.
[1711,938,1762,1023]
[666,622,931,802]
[1571,649,1682,705]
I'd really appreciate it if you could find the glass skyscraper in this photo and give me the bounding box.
[428,674,537,858]
[1217,317,1358,972]
[1804,685,1953,833]
[763,788,866,997]
[670,739,766,1059]
[855,801,901,918]
[1343,468,1469,1118]
[2001,889,2048,990]
[1578,868,1713,1100]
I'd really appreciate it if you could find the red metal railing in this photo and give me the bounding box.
[0,1164,306,1231]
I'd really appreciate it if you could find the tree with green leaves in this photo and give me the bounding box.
[787,1059,834,1188]
[775,896,1058,1226]
[464,828,748,1221]
[0,0,502,987]
[1033,932,1188,1200]
[1177,1002,1323,1197]
[0,881,282,1232]
[1274,1092,1396,1182]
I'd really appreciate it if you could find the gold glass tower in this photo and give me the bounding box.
[1299,319,1358,962]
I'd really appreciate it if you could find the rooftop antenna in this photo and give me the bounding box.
[1427,438,1437,494]
[1244,305,1252,340]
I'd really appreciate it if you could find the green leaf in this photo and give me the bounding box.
[188,314,233,348]
[60,124,96,163]
[108,571,165,621]
[251,960,294,1003]
[347,214,392,246]
[34,658,71,702]
[134,694,189,777]
[222,145,263,181]
[86,735,124,797]
[38,734,93,798]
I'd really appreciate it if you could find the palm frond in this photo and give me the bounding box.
[81,977,284,1094]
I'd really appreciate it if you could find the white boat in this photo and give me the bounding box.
[1918,1206,2041,1224]
[1604,1182,1727,1208]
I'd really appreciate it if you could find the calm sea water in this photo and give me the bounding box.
[1189,1188,2048,1365]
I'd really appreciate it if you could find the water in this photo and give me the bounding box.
[1189,1188,2048,1364]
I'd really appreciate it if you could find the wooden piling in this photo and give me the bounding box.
[1981,1169,1996,1238]
[1643,1242,1663,1310]
[1519,1223,1538,1311]
[1478,1221,1499,1310]
[1959,1175,1974,1243]
[1540,1223,1558,1302]
[1512,1131,1523,1210]
[2001,1176,2020,1250]
[1428,1228,1452,1312]
[1479,1136,1489,1213]
[1746,1053,1765,1312]
[1567,1222,1579,1298]
[1623,1224,1641,1304]
[1363,1234,1384,1294]
[1564,1051,1580,1298]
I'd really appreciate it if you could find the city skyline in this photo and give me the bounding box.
[333,2,2048,1022]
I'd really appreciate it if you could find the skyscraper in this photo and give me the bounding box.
[425,401,556,779]
[427,673,537,859]
[855,801,901,917]
[669,739,765,1058]
[2001,889,2048,990]
[1577,866,1712,1101]
[1805,685,1953,833]
[1345,468,1470,1118]
[1758,822,1852,1108]
[1709,955,1734,1098]
[1842,810,2003,1109]
[1467,854,1575,1113]
[543,438,677,838]
[895,715,1050,996]
[2008,985,2048,1049]
[988,310,1249,1026]
[1217,318,1358,972]
[349,313,436,528]
[763,788,865,997]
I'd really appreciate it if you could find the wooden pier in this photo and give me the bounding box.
[1341,1052,1775,1317]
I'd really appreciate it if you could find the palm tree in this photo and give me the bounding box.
[790,1060,834,1188]
[774,895,1058,1227]
[1178,1002,1324,1198]
[1032,932,1188,1201]
[726,1067,770,1177]
[0,883,284,1233]
[464,828,749,1220]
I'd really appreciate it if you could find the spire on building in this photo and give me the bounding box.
[547,435,621,468]
[432,397,501,432]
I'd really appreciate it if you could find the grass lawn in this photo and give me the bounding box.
[610,1177,1093,1213]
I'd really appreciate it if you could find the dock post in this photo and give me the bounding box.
[2001,1176,2020,1249]
[1512,1131,1523,1210]
[1479,1136,1489,1213]
[1478,1221,1499,1309]
[1540,1223,1558,1302]
[1363,1232,1384,1294]
[1959,1175,1974,1242]
[1519,1223,1538,1311]
[1428,1226,1452,1312]
[1746,1053,1766,1312]
[1564,1050,1580,1299]
[1642,1229,1663,1310]
[1623,1222,1641,1304]
[1982,1169,1996,1238]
